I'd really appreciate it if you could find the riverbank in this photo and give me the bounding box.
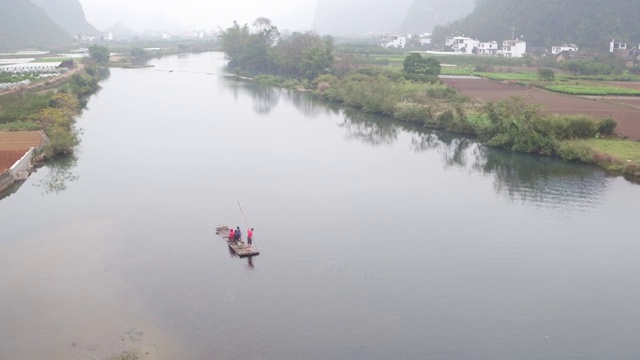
[249,72,640,183]
[0,61,105,195]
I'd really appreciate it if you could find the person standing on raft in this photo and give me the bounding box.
[228,228,235,242]
[247,228,254,247]
[235,226,242,241]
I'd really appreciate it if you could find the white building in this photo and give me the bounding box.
[103,32,113,41]
[381,35,407,49]
[419,33,432,46]
[610,40,627,52]
[451,36,478,54]
[502,40,527,58]
[477,41,498,55]
[551,43,578,55]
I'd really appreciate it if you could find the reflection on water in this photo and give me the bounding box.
[235,81,608,212]
[339,108,400,146]
[0,179,25,201]
[234,81,607,210]
[474,146,607,211]
[250,85,279,114]
[34,155,79,195]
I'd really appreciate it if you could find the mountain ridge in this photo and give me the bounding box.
[0,0,71,51]
[30,0,98,35]
[433,0,640,48]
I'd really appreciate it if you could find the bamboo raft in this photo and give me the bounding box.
[215,226,260,258]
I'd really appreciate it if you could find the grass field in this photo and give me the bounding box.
[546,84,640,96]
[568,138,640,163]
[440,67,474,75]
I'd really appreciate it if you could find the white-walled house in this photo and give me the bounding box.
[502,40,527,58]
[381,35,407,49]
[551,43,578,55]
[419,33,432,46]
[477,41,498,55]
[451,36,478,54]
[610,40,627,52]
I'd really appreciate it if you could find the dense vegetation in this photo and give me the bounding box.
[219,19,334,80]
[0,0,71,50]
[433,0,640,49]
[0,62,104,158]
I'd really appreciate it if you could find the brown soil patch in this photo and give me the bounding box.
[0,131,45,150]
[0,150,25,172]
[442,78,640,140]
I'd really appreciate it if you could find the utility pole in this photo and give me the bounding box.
[511,27,515,40]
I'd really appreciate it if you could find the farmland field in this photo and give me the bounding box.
[546,84,640,96]
[441,77,640,140]
[0,150,24,172]
[0,131,45,150]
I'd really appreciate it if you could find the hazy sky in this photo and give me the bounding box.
[81,0,318,32]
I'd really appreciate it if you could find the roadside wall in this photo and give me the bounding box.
[0,170,15,193]
[9,148,34,180]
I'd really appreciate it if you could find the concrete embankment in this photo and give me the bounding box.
[0,131,48,193]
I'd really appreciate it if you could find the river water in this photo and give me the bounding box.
[2,52,640,360]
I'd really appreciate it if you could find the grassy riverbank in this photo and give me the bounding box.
[303,70,639,181]
[0,62,104,159]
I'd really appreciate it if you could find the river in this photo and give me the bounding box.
[1,52,640,360]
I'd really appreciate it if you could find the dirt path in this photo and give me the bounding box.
[442,77,640,140]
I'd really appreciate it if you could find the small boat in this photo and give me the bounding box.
[215,225,260,258]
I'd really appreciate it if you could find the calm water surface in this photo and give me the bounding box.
[2,52,640,359]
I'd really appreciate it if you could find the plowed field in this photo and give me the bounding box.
[0,131,44,172]
[442,78,640,140]
[0,150,25,172]
[0,131,45,150]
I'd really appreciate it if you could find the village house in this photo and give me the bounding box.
[551,43,578,55]
[610,40,627,52]
[381,35,407,49]
[555,50,575,62]
[418,33,432,46]
[449,36,478,54]
[502,39,527,58]
[477,41,498,55]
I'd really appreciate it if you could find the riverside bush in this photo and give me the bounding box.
[598,117,617,135]
[557,142,595,163]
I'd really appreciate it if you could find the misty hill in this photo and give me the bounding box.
[433,0,640,49]
[104,23,136,37]
[30,0,98,35]
[313,0,413,35]
[399,0,476,33]
[0,0,71,51]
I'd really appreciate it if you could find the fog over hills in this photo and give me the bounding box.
[30,0,98,35]
[399,0,476,33]
[313,0,413,35]
[313,0,477,35]
[433,0,640,48]
[0,0,71,50]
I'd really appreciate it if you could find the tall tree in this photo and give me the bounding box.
[88,45,109,65]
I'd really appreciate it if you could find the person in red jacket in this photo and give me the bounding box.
[247,228,254,247]
[228,228,235,242]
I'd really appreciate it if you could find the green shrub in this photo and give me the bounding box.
[598,117,617,135]
[537,68,555,81]
[557,143,595,162]
[393,103,430,123]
